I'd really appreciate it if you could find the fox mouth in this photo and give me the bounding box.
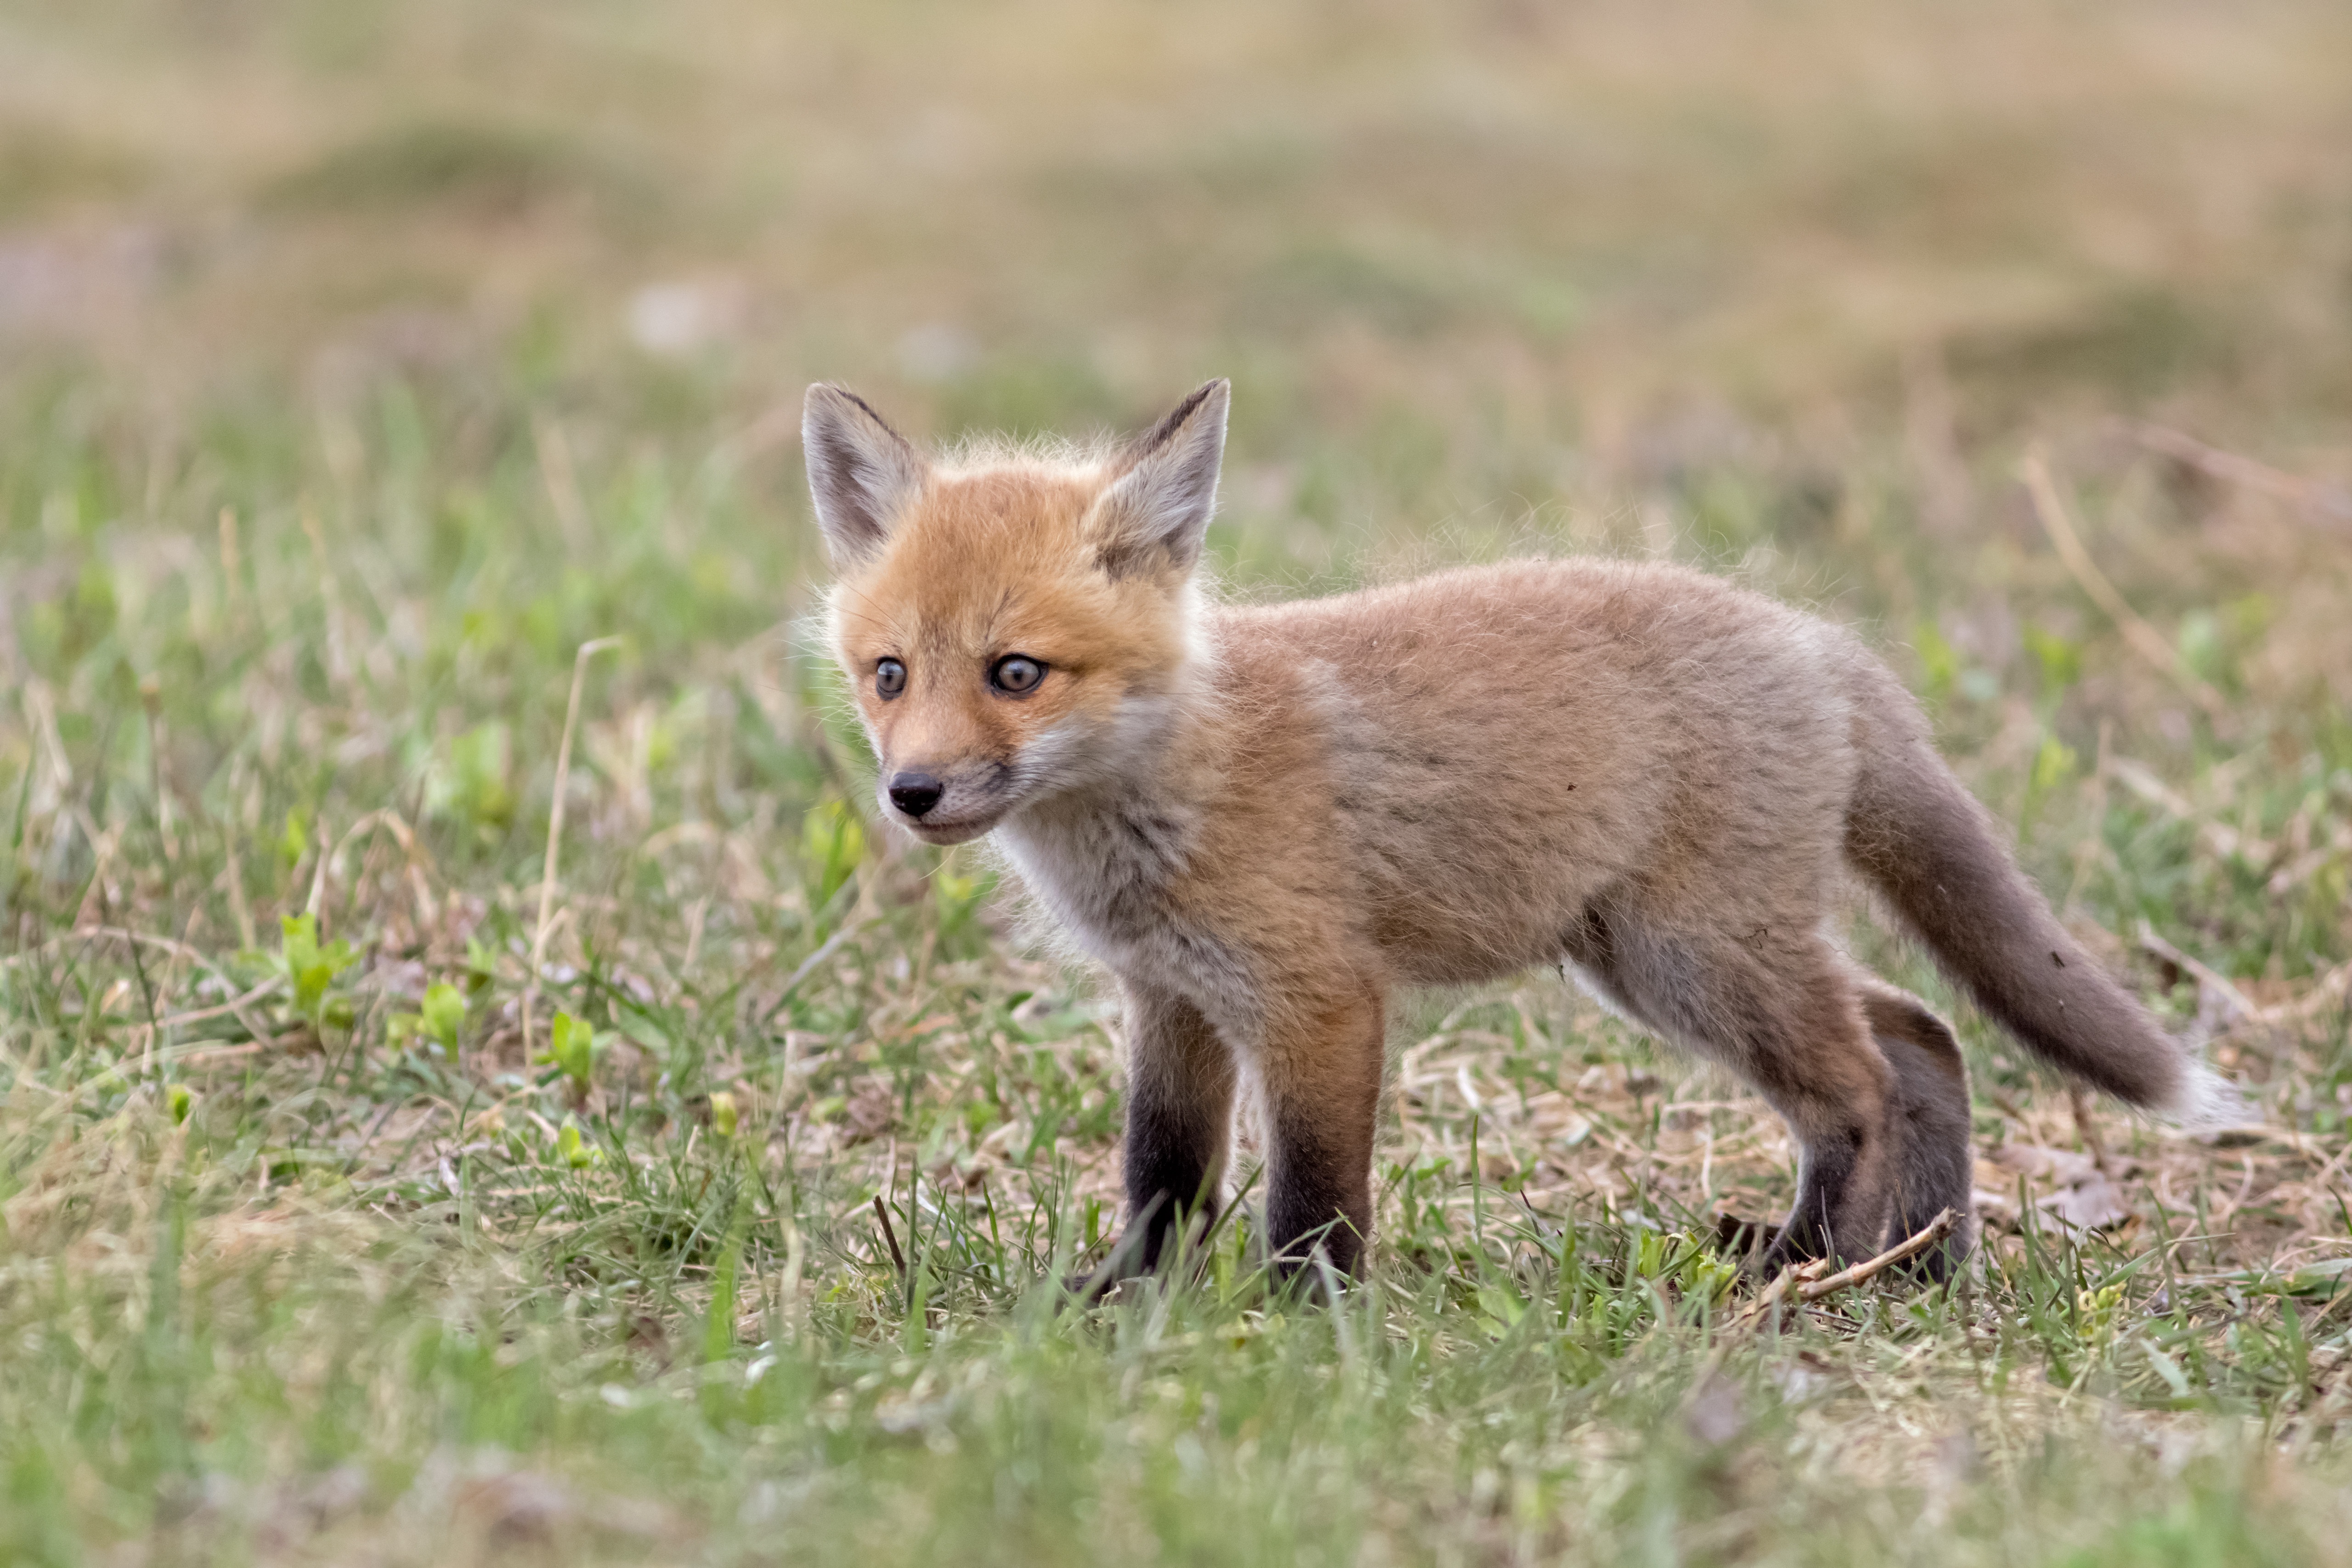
[896,811,1002,845]
[881,789,1012,844]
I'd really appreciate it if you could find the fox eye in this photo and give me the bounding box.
[874,658,906,699]
[989,655,1046,696]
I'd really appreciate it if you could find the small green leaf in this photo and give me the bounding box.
[539,1010,598,1093]
[2032,734,2078,794]
[709,1090,739,1140]
[801,800,866,911]
[555,1121,598,1168]
[167,1083,192,1125]
[279,914,357,1025]
[419,982,466,1051]
[933,863,992,941]
[705,1218,744,1364]
[2024,625,2083,692]
[1911,620,1960,703]
[2178,608,2222,682]
[426,721,515,832]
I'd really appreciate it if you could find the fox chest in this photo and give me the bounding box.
[995,812,1263,1047]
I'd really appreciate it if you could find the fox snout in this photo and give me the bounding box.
[886,771,944,819]
[873,758,1015,843]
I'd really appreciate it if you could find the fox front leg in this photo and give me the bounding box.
[1108,980,1237,1282]
[1257,985,1385,1282]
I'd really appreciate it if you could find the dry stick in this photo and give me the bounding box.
[2136,921,2260,1031]
[2126,420,2352,532]
[1787,1207,1962,1306]
[2018,450,2232,724]
[132,975,287,1043]
[1734,1207,1962,1330]
[522,637,624,1060]
[2253,959,2352,1028]
[758,922,862,1027]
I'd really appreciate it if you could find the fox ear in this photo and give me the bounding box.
[803,384,927,569]
[1092,379,1229,579]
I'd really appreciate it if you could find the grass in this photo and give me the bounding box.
[3,0,2352,1561]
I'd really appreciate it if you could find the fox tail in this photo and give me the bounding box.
[1843,668,2240,1128]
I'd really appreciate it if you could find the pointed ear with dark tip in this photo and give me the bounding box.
[803,384,927,569]
[1091,379,1229,579]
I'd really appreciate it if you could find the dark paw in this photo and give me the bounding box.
[1058,1264,1128,1308]
[1059,1266,1154,1309]
[1712,1212,1781,1269]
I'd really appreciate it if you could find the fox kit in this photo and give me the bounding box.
[807,379,2232,1283]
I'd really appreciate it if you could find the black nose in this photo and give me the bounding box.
[888,772,944,819]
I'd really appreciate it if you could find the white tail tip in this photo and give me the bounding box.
[2160,1061,2252,1133]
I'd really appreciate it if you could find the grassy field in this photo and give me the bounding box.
[4,1,2352,1561]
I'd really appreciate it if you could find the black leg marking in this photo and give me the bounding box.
[1764,1119,1875,1271]
[1265,1106,1369,1280]
[1113,985,1236,1281]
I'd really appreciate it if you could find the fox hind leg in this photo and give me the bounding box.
[1574,917,1897,1271]
[1859,981,1976,1281]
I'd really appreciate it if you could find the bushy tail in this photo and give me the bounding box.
[1844,674,2239,1126]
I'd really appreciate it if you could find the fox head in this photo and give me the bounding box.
[805,379,1228,844]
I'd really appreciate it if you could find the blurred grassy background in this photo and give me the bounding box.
[5,2,2352,1562]
[9,1,2351,485]
[6,0,2351,762]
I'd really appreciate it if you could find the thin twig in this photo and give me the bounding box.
[2251,959,2352,1028]
[2018,450,2231,723]
[2137,921,2260,1028]
[759,922,861,1027]
[1730,1257,1827,1333]
[137,976,286,1037]
[2125,420,2352,532]
[523,636,623,1059]
[1790,1208,1962,1304]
